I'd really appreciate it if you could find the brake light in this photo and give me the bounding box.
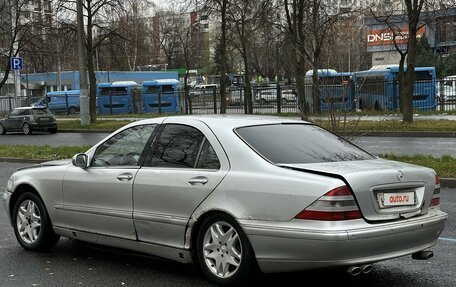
[431,175,441,207]
[295,185,362,221]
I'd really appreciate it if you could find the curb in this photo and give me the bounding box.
[1,157,456,188]
[343,131,456,138]
[441,178,456,188]
[58,129,113,134]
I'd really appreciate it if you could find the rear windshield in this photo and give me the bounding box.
[31,108,51,115]
[236,124,374,164]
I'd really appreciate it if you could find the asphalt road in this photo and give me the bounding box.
[1,132,455,157]
[0,162,455,287]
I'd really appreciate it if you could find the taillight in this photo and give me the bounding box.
[431,175,441,207]
[294,185,362,221]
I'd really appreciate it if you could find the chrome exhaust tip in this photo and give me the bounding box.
[361,264,373,274]
[412,250,434,260]
[347,266,362,276]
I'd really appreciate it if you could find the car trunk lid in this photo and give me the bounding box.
[279,159,436,222]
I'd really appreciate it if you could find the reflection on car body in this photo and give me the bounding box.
[2,115,447,285]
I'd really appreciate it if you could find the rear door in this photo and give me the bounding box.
[133,119,229,248]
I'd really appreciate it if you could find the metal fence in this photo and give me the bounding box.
[2,79,456,115]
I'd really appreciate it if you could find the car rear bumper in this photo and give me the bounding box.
[30,122,57,131]
[240,209,448,273]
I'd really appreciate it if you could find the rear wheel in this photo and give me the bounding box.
[374,101,382,111]
[259,98,267,105]
[12,192,60,251]
[68,107,77,114]
[49,127,58,134]
[197,214,254,286]
[282,98,288,106]
[22,123,32,135]
[0,123,5,135]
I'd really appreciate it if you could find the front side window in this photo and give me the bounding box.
[236,124,374,164]
[147,124,220,169]
[10,109,21,116]
[92,124,156,167]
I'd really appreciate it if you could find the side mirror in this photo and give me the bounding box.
[72,153,88,169]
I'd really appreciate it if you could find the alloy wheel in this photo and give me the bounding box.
[16,199,41,244]
[202,221,242,279]
[23,123,31,135]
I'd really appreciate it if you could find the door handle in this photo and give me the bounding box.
[117,173,133,181]
[188,176,208,185]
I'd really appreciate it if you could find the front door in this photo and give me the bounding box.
[62,124,157,239]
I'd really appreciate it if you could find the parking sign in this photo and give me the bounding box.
[10,57,23,71]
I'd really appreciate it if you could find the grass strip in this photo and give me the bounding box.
[57,120,131,131]
[380,154,456,178]
[0,145,91,161]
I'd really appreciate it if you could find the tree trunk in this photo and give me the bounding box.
[86,5,97,123]
[242,43,253,114]
[219,0,228,114]
[312,65,321,114]
[398,54,406,112]
[403,28,418,123]
[295,45,309,120]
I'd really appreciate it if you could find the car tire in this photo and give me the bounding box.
[196,214,254,286]
[50,127,58,134]
[12,192,60,252]
[0,123,5,135]
[69,107,77,114]
[259,98,267,105]
[22,123,32,135]
[282,98,288,106]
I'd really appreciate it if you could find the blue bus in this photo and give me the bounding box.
[97,81,141,114]
[304,69,355,111]
[354,65,436,111]
[141,79,180,113]
[34,90,80,114]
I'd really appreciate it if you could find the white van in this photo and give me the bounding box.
[436,76,456,111]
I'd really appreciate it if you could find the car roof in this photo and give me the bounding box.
[134,115,309,130]
[14,106,48,110]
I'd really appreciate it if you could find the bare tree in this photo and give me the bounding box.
[0,1,36,92]
[55,0,126,123]
[283,0,311,120]
[369,0,439,123]
[227,0,274,114]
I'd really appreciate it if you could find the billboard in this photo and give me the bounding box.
[366,26,426,47]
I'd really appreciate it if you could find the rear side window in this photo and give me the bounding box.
[147,124,220,169]
[236,124,374,164]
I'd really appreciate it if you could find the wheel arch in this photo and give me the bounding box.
[9,183,46,219]
[188,209,253,256]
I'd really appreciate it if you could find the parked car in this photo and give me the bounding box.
[255,89,297,105]
[0,106,57,135]
[189,84,218,98]
[3,115,447,285]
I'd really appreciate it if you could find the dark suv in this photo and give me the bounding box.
[0,106,57,135]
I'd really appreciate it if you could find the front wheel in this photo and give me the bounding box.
[12,192,60,251]
[197,214,254,286]
[0,123,5,134]
[22,123,32,135]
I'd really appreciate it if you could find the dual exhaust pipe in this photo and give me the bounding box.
[347,250,434,276]
[347,264,372,276]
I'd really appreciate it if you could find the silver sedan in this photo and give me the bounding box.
[2,115,448,286]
